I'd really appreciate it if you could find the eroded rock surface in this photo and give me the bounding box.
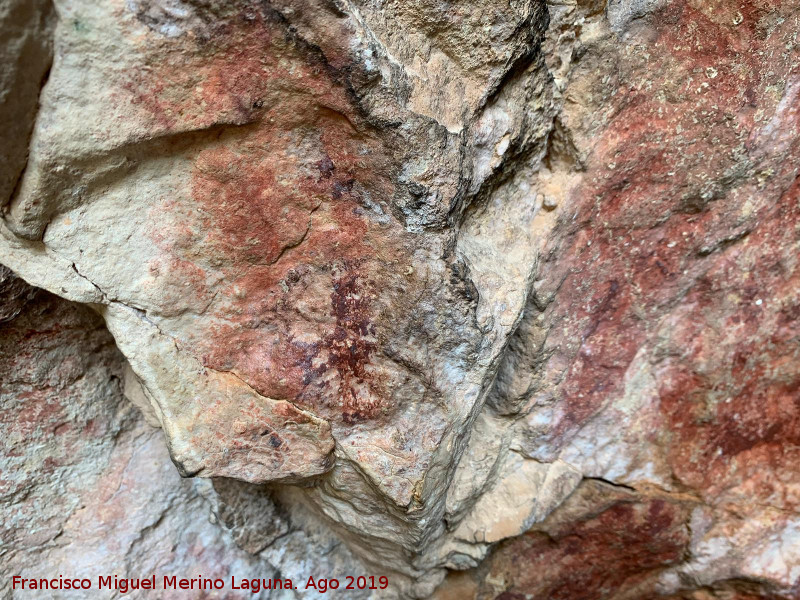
[0,270,273,599]
[0,270,383,599]
[447,0,800,597]
[2,0,800,598]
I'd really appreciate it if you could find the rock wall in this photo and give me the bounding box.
[0,267,277,599]
[1,0,799,599]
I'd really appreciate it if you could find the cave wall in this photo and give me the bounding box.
[2,0,800,598]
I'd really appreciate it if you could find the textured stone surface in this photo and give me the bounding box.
[461,480,694,600]
[0,0,54,205]
[0,273,379,599]
[0,276,274,599]
[0,0,551,515]
[0,0,555,594]
[3,0,800,598]
[462,0,800,597]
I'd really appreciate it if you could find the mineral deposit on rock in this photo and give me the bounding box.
[2,0,800,598]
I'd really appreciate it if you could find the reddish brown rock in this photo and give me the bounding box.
[0,3,555,591]
[482,0,800,597]
[475,481,693,600]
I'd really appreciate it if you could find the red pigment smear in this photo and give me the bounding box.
[130,4,405,426]
[487,494,689,600]
[655,175,800,506]
[537,0,800,448]
[295,263,386,425]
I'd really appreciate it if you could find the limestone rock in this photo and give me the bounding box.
[0,0,555,592]
[0,0,54,205]
[468,0,800,597]
[447,480,695,600]
[3,0,800,599]
[0,277,275,599]
[0,0,550,514]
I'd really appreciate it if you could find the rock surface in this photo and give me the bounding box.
[0,269,272,599]
[0,269,376,599]
[2,0,800,598]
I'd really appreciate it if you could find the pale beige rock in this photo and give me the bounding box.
[0,278,281,600]
[453,454,581,545]
[123,362,160,428]
[0,0,556,587]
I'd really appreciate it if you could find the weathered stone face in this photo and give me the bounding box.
[0,0,54,206]
[471,481,694,600]
[4,0,800,598]
[475,0,800,597]
[0,0,551,516]
[1,0,555,595]
[0,271,280,599]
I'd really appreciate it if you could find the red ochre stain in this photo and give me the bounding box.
[485,495,690,600]
[295,264,385,425]
[13,389,66,439]
[132,4,403,427]
[538,0,800,451]
[118,5,280,133]
[652,174,800,505]
[186,111,396,424]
